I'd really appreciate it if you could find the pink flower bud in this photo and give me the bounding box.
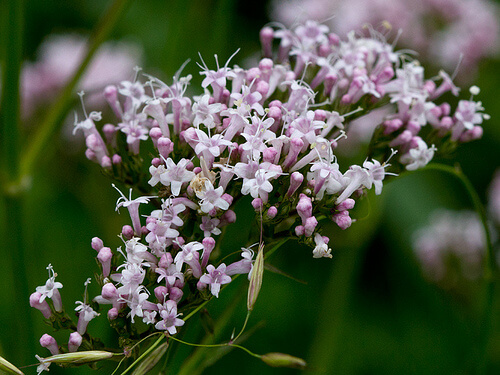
[157,137,174,159]
[304,216,318,237]
[169,287,184,303]
[102,124,117,146]
[295,225,305,236]
[30,292,52,318]
[389,130,413,147]
[333,211,352,230]
[297,194,312,224]
[68,332,82,352]
[336,198,355,211]
[222,193,233,205]
[112,154,122,165]
[287,172,304,197]
[108,307,119,320]
[260,27,274,58]
[91,237,104,252]
[101,283,118,300]
[154,286,169,302]
[252,198,263,211]
[97,247,113,277]
[219,210,237,226]
[40,334,59,355]
[122,225,134,240]
[159,253,173,269]
[267,206,278,219]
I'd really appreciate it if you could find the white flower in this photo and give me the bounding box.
[312,233,332,259]
[400,139,436,171]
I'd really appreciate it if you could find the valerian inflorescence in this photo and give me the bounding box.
[30,20,488,372]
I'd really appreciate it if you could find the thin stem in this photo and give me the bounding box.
[17,0,133,189]
[421,163,496,374]
[176,281,246,375]
[422,163,495,278]
[183,237,289,323]
[117,334,165,375]
[233,311,251,343]
[168,336,261,359]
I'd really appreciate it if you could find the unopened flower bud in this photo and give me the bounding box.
[169,287,184,303]
[219,210,237,226]
[122,225,134,240]
[101,283,118,300]
[260,352,307,369]
[297,194,312,224]
[336,198,355,211]
[108,307,119,320]
[154,286,169,302]
[260,26,274,58]
[97,247,112,277]
[304,216,318,237]
[287,172,304,197]
[247,243,265,311]
[91,237,104,252]
[112,154,122,165]
[266,206,278,219]
[157,137,174,159]
[158,253,173,269]
[40,334,59,355]
[333,211,352,230]
[252,198,263,211]
[30,292,52,319]
[68,332,82,353]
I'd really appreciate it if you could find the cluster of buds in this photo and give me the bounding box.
[31,19,487,368]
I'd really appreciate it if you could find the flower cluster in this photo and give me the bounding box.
[31,19,487,367]
[271,0,499,79]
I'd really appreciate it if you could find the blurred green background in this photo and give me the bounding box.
[1,0,500,374]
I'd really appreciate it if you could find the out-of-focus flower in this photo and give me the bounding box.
[413,209,486,283]
[271,0,499,80]
[21,34,142,117]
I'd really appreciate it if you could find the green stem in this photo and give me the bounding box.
[421,163,495,374]
[0,0,23,183]
[17,0,133,189]
[176,281,246,375]
[0,0,36,367]
[117,335,165,375]
[168,336,261,359]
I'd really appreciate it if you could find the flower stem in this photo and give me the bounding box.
[0,0,37,367]
[168,336,261,359]
[422,163,496,374]
[117,334,165,375]
[17,0,133,189]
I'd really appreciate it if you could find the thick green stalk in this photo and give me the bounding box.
[0,0,36,367]
[17,0,134,189]
[0,0,23,184]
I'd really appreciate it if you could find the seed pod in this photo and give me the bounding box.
[260,352,307,369]
[247,243,265,311]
